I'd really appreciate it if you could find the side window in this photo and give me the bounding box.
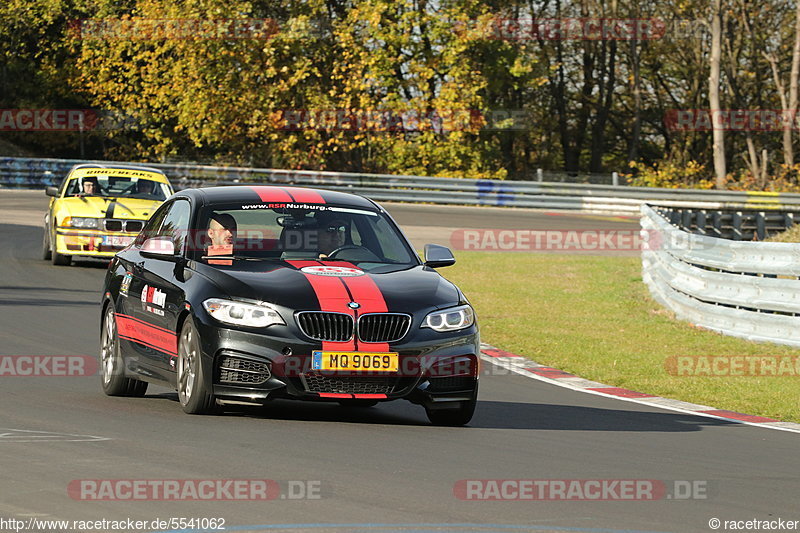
[62,177,77,196]
[134,202,171,246]
[155,199,191,253]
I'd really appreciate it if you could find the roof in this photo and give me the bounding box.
[177,185,380,210]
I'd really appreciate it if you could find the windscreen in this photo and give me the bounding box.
[190,203,417,268]
[65,175,169,201]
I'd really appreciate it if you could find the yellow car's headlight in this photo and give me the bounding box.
[63,217,102,229]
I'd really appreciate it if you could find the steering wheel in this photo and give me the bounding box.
[325,245,380,262]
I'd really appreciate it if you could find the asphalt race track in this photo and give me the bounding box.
[0,190,798,533]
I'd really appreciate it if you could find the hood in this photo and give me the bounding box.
[191,261,461,314]
[57,196,160,219]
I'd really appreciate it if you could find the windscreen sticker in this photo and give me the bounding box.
[241,202,331,211]
[81,168,158,178]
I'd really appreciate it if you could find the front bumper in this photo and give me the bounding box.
[194,317,480,408]
[55,229,137,257]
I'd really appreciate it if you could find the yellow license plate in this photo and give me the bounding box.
[312,351,398,372]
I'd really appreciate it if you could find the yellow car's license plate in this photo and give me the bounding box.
[312,351,398,372]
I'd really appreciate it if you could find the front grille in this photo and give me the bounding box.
[103,219,144,233]
[297,312,353,342]
[125,220,144,232]
[105,220,122,232]
[218,355,271,385]
[427,376,476,393]
[301,373,397,395]
[358,313,411,343]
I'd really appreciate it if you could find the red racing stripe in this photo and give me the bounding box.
[287,260,356,351]
[285,187,326,204]
[250,186,294,203]
[318,393,352,399]
[116,314,177,356]
[320,261,391,352]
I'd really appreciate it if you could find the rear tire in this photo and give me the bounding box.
[42,226,51,260]
[425,386,478,427]
[177,319,217,415]
[100,305,148,397]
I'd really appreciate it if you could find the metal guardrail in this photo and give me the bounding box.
[640,204,800,348]
[6,156,800,215]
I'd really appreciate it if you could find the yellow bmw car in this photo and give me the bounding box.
[43,164,174,266]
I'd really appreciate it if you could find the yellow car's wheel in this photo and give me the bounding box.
[50,230,71,266]
[41,225,51,261]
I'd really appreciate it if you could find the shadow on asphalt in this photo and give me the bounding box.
[469,400,737,431]
[0,298,97,306]
[0,285,96,292]
[142,393,735,431]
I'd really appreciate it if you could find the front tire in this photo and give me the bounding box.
[177,319,217,414]
[100,305,148,397]
[42,225,52,260]
[425,386,478,427]
[50,230,71,266]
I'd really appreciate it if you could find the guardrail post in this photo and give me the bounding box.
[756,212,766,241]
[612,171,619,186]
[785,212,795,230]
[732,211,743,240]
[682,210,693,232]
[696,210,707,235]
[537,168,543,182]
[712,211,722,237]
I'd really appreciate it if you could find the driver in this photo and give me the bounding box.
[207,213,237,249]
[316,217,348,258]
[77,176,98,196]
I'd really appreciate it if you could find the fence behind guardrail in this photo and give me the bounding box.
[7,156,800,215]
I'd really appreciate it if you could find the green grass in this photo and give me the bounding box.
[767,224,800,242]
[442,252,800,422]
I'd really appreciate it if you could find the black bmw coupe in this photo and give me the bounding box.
[100,185,479,425]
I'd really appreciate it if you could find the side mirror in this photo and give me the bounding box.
[45,186,59,197]
[140,237,178,260]
[423,244,456,268]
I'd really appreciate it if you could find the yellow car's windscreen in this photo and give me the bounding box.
[67,175,169,201]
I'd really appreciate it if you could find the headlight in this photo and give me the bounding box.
[202,298,285,328]
[422,305,475,332]
[64,217,101,229]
